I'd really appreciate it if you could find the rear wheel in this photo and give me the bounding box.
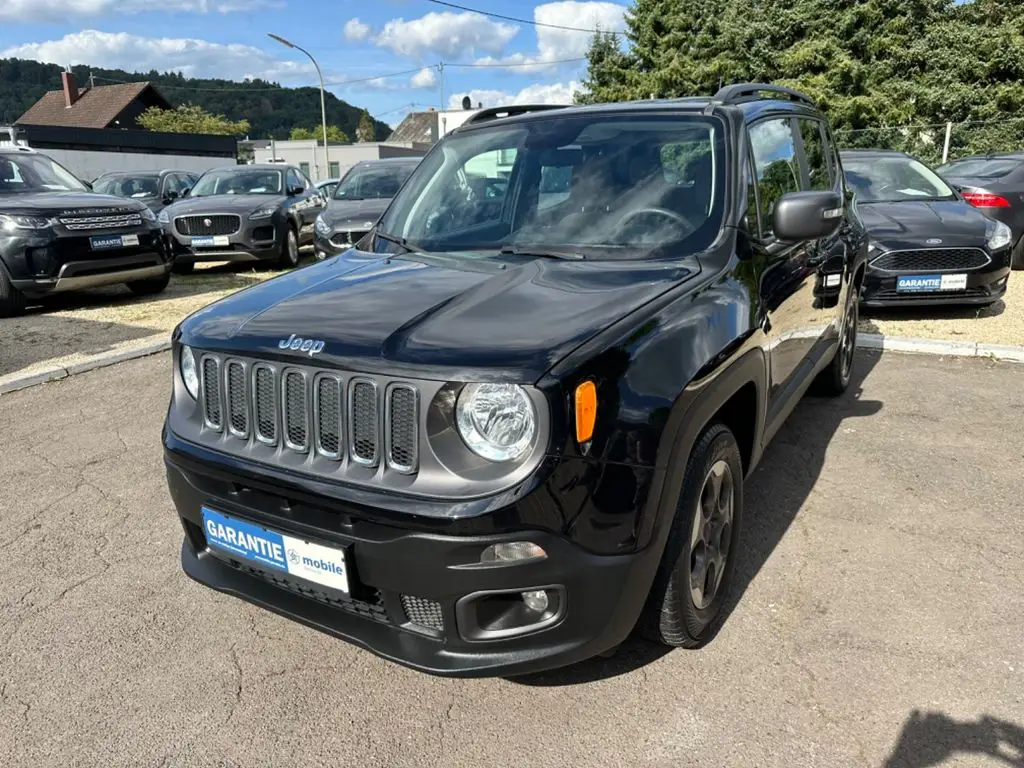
[0,264,28,317]
[277,225,299,269]
[127,271,171,296]
[641,423,744,648]
[816,280,858,396]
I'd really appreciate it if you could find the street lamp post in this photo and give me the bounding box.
[267,33,330,181]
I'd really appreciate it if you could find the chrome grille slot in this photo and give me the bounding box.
[386,384,418,473]
[314,374,343,459]
[225,361,248,438]
[201,357,222,429]
[253,365,278,445]
[349,379,379,466]
[282,370,309,452]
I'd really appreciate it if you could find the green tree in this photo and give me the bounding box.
[356,109,376,142]
[136,104,250,135]
[289,125,349,142]
[576,30,632,104]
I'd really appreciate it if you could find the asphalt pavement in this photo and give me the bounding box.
[1,350,1022,767]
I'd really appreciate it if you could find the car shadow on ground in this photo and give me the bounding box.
[884,710,1024,767]
[860,297,1007,329]
[512,349,884,687]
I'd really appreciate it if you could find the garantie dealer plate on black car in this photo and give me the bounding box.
[201,507,350,593]
[90,233,140,250]
[896,273,968,293]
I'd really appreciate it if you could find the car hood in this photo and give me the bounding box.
[858,199,990,248]
[179,249,698,382]
[321,198,390,228]
[165,194,281,217]
[0,190,145,215]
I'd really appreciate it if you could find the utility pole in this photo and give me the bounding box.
[437,62,445,110]
[268,33,329,181]
[89,71,95,90]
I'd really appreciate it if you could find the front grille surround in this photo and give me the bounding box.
[252,363,279,446]
[349,378,380,467]
[225,360,249,439]
[200,355,222,430]
[385,383,419,474]
[313,373,343,460]
[281,369,310,453]
[871,247,991,274]
[174,214,241,237]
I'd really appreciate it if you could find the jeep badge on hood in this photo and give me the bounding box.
[278,334,325,357]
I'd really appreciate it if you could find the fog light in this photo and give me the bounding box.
[480,541,546,564]
[522,590,549,612]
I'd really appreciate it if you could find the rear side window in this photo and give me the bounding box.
[799,119,832,190]
[748,119,800,235]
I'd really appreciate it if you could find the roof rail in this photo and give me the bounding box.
[712,83,816,108]
[462,104,569,126]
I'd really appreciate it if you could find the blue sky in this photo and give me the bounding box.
[0,1,629,127]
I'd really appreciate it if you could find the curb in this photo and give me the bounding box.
[859,334,1024,363]
[1,332,1021,396]
[0,338,171,395]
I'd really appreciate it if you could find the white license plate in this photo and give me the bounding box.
[896,273,968,293]
[90,234,139,250]
[191,235,230,247]
[201,507,349,593]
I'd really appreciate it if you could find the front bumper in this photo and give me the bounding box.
[165,217,281,263]
[165,445,656,677]
[861,250,1012,308]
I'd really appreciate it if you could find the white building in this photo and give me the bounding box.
[249,140,430,182]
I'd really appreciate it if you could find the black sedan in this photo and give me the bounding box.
[91,170,198,215]
[313,158,419,260]
[936,152,1024,270]
[160,164,325,272]
[841,149,1013,308]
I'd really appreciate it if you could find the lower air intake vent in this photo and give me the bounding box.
[401,595,444,632]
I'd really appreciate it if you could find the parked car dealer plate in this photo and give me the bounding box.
[200,507,350,593]
[897,274,968,292]
[191,235,230,247]
[90,234,139,250]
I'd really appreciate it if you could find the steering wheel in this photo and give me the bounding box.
[617,207,691,234]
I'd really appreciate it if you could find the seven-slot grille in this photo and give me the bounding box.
[199,356,419,473]
[59,211,142,231]
[174,215,241,236]
[871,247,990,273]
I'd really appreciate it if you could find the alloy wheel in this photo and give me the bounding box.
[839,294,857,383]
[689,459,734,610]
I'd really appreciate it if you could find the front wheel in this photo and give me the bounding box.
[816,282,858,396]
[641,423,744,648]
[0,264,28,317]
[276,226,299,269]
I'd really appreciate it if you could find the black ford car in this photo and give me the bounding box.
[164,85,867,676]
[0,147,170,317]
[841,149,1013,307]
[313,157,420,260]
[160,164,324,273]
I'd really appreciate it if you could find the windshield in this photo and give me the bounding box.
[377,115,725,258]
[93,174,160,198]
[334,164,416,200]
[843,156,955,203]
[936,157,1022,179]
[0,152,88,194]
[190,168,282,197]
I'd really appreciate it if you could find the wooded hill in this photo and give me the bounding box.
[0,58,392,140]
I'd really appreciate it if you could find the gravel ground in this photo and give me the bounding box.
[859,272,1023,345]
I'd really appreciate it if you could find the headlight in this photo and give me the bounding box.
[179,345,199,400]
[314,214,332,236]
[456,383,536,462]
[0,213,51,231]
[140,207,157,222]
[986,219,1012,251]
[157,209,170,224]
[249,207,276,220]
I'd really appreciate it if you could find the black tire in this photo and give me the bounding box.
[0,263,28,317]
[127,271,171,296]
[641,423,744,648]
[172,260,195,275]
[816,281,858,396]
[277,225,300,269]
[1011,235,1024,270]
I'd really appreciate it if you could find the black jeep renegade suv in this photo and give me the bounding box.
[164,84,868,677]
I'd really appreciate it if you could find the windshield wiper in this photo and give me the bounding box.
[499,245,586,261]
[375,230,425,254]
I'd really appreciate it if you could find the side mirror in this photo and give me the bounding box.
[287,185,304,196]
[772,190,843,241]
[83,180,93,191]
[165,190,179,203]
[181,187,191,198]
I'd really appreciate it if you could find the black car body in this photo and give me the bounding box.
[936,152,1024,269]
[0,147,170,316]
[313,158,420,259]
[161,164,325,271]
[842,150,1013,308]
[164,85,868,677]
[92,169,199,215]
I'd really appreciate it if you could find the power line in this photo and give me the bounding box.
[91,67,425,93]
[447,57,587,68]
[424,0,622,34]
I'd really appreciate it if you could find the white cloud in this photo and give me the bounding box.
[0,0,276,22]
[343,18,371,42]
[448,80,580,109]
[375,11,518,60]
[1,30,314,82]
[410,67,438,89]
[474,1,625,70]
